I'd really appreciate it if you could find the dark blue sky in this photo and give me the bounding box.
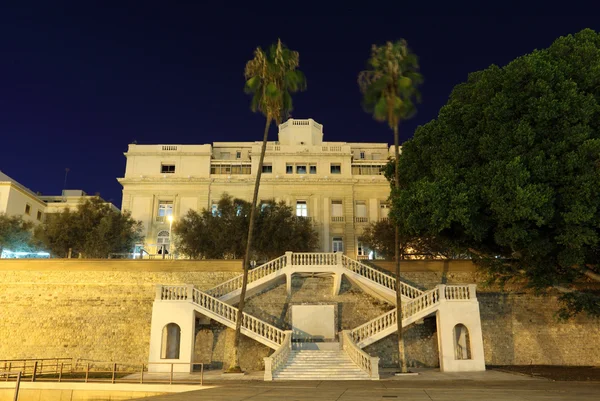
[1,3,599,208]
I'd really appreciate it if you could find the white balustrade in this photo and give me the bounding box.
[341,331,379,379]
[351,309,397,343]
[264,331,292,380]
[404,287,441,318]
[444,285,474,300]
[340,255,423,299]
[291,252,337,266]
[158,285,285,346]
[206,256,287,298]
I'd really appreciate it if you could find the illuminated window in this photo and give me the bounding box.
[296,201,307,217]
[158,201,173,217]
[332,237,344,252]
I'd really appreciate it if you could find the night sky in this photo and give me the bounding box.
[1,4,599,208]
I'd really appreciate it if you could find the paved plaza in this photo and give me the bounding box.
[133,370,600,400]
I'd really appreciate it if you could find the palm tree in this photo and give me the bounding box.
[230,39,306,371]
[358,40,422,373]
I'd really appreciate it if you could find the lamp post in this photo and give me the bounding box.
[167,215,174,258]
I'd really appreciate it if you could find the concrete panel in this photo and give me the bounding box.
[291,304,335,341]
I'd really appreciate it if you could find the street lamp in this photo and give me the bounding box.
[167,215,174,257]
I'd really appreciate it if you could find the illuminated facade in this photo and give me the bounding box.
[118,118,394,257]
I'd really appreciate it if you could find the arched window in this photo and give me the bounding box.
[161,323,181,359]
[453,324,471,360]
[157,230,170,251]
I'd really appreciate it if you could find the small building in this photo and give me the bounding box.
[40,190,120,214]
[0,171,46,224]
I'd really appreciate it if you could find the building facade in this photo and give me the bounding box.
[0,171,47,225]
[118,118,393,258]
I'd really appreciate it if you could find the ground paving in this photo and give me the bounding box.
[131,369,600,400]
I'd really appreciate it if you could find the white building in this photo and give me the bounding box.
[118,118,394,257]
[40,190,120,214]
[0,171,47,224]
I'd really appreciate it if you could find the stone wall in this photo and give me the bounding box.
[0,259,599,370]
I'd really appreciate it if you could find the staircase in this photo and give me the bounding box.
[159,284,284,350]
[273,349,371,380]
[152,252,482,379]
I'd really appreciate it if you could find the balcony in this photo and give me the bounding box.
[379,217,389,222]
[155,216,173,223]
[331,216,345,223]
[354,217,369,223]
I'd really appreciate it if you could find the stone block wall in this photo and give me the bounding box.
[0,259,599,370]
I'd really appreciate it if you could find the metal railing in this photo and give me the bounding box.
[1,359,204,385]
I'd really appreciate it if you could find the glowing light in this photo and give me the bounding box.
[167,216,173,223]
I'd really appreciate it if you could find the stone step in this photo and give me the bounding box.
[280,367,363,372]
[274,375,370,380]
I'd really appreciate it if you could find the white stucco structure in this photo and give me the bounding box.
[118,118,395,257]
[0,171,47,225]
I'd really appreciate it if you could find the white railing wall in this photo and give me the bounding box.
[341,255,423,299]
[158,285,285,347]
[291,252,338,266]
[341,331,379,380]
[263,331,292,381]
[206,256,287,298]
[351,308,397,344]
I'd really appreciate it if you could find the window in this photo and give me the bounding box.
[331,200,343,217]
[309,164,317,174]
[161,323,181,359]
[158,201,173,218]
[37,211,42,221]
[296,200,307,217]
[360,151,365,159]
[296,165,307,174]
[262,164,273,173]
[161,164,175,174]
[260,201,270,212]
[236,151,242,159]
[330,164,341,174]
[332,237,344,252]
[355,201,367,218]
[235,204,243,216]
[25,204,31,215]
[211,203,219,217]
[380,202,390,220]
[286,164,293,174]
[351,165,384,175]
[210,164,251,174]
[157,230,170,254]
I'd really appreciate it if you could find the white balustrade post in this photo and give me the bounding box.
[468,284,477,300]
[438,284,446,302]
[263,357,273,381]
[186,284,194,301]
[370,356,380,380]
[155,285,163,300]
[285,251,293,267]
[335,251,342,266]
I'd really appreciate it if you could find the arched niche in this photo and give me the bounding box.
[453,323,472,360]
[161,323,181,359]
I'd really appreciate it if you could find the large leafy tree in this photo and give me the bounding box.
[35,197,144,258]
[358,219,463,260]
[232,39,306,370]
[393,29,600,318]
[0,214,35,256]
[173,195,318,261]
[358,40,422,372]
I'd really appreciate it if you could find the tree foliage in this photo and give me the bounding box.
[0,213,35,255]
[358,219,464,260]
[34,197,144,258]
[173,194,319,261]
[392,29,600,317]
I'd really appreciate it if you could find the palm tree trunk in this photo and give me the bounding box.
[232,115,272,369]
[393,124,408,373]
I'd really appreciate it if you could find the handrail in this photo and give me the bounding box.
[1,362,204,385]
[291,252,337,266]
[341,331,379,379]
[341,255,423,299]
[159,284,285,347]
[206,255,287,298]
[263,331,292,381]
[350,308,397,344]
